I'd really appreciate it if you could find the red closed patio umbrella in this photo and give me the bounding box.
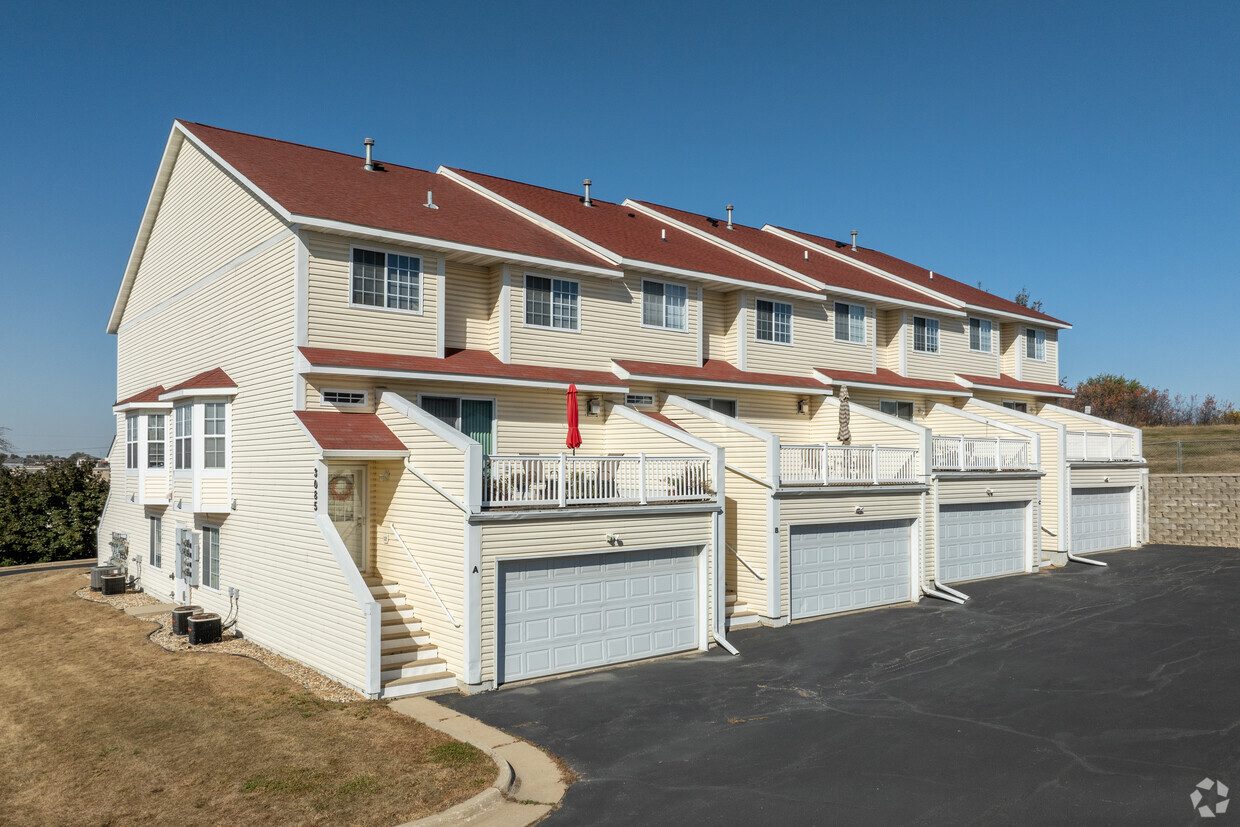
[565,383,583,451]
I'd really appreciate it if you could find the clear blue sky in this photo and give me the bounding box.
[2,0,1237,455]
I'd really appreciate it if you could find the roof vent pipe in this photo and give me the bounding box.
[363,138,375,171]
[583,178,592,207]
[850,230,858,251]
[424,190,439,210]
[726,204,734,230]
[929,270,934,279]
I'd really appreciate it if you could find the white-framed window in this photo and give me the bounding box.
[149,515,162,568]
[880,400,914,420]
[1025,328,1046,361]
[688,397,738,417]
[755,299,792,344]
[174,404,192,470]
[525,275,580,331]
[322,389,368,408]
[1003,400,1029,413]
[641,279,688,331]
[204,403,227,469]
[969,318,993,353]
[125,415,139,469]
[201,526,220,590]
[147,414,165,469]
[625,394,656,408]
[913,316,939,354]
[351,247,422,312]
[834,302,866,343]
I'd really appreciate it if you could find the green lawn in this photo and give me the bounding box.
[1142,424,1240,474]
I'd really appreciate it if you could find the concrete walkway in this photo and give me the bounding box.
[390,696,567,826]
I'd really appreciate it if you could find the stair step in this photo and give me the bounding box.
[381,606,418,621]
[382,628,429,643]
[725,593,739,605]
[381,644,440,667]
[381,657,449,681]
[725,611,761,629]
[375,595,408,609]
[363,576,398,587]
[381,671,457,698]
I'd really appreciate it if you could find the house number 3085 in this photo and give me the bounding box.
[313,466,319,511]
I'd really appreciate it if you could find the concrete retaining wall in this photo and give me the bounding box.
[1149,474,1240,548]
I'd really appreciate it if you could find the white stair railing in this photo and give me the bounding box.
[388,523,459,627]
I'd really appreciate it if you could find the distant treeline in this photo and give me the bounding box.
[0,459,108,566]
[1061,374,1239,428]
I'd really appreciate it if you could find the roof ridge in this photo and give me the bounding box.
[450,167,623,209]
[631,198,759,233]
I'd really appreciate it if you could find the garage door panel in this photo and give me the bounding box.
[791,520,912,619]
[940,502,1026,585]
[1072,488,1131,554]
[499,547,699,684]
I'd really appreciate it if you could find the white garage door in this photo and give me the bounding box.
[1072,488,1132,554]
[790,520,912,619]
[499,547,698,684]
[939,502,1027,584]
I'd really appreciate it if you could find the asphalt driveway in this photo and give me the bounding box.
[442,546,1240,825]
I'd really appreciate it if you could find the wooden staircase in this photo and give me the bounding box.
[725,591,761,629]
[364,577,456,698]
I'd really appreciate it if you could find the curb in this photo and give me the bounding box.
[0,558,96,577]
[390,696,567,826]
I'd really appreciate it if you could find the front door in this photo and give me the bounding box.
[461,399,495,454]
[328,465,368,572]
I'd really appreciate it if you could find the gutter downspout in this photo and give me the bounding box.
[922,474,968,604]
[1067,551,1108,567]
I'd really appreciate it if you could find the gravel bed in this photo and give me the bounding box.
[75,582,364,703]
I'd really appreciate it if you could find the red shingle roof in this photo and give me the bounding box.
[957,373,1074,397]
[630,202,957,310]
[816,367,970,395]
[614,358,829,391]
[449,169,816,294]
[295,411,406,452]
[299,347,627,389]
[162,367,236,394]
[114,385,166,406]
[179,122,610,270]
[640,410,685,431]
[773,226,1070,326]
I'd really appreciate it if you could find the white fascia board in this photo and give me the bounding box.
[321,449,410,460]
[623,259,821,301]
[380,390,475,452]
[112,401,174,413]
[436,167,623,266]
[109,125,185,334]
[926,402,1039,439]
[624,200,826,292]
[291,214,624,280]
[308,364,623,394]
[607,404,720,456]
[627,372,831,396]
[812,369,971,398]
[962,303,1073,330]
[664,394,780,445]
[1039,403,1140,436]
[158,387,238,402]
[956,375,1074,399]
[967,397,1068,437]
[820,394,929,439]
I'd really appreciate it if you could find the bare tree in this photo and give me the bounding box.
[0,427,13,456]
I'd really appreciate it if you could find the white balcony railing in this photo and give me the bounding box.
[780,444,920,486]
[1066,431,1137,461]
[483,453,713,508]
[932,436,1035,471]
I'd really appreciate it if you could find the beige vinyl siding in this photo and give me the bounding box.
[304,230,440,357]
[444,262,496,352]
[846,389,940,423]
[637,382,817,444]
[777,491,923,618]
[109,157,371,691]
[143,473,168,502]
[963,401,1064,552]
[905,315,996,382]
[876,309,899,372]
[1032,404,1131,436]
[1069,466,1141,488]
[920,404,1025,440]
[702,289,736,364]
[936,476,1038,505]
[119,141,286,323]
[999,323,1019,376]
[508,270,700,371]
[305,377,373,409]
[601,406,713,457]
[741,294,873,376]
[478,511,714,684]
[658,404,771,482]
[377,399,467,500]
[201,476,228,508]
[172,474,192,508]
[813,397,921,449]
[1020,327,1059,385]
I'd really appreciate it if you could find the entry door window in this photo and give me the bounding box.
[1003,401,1029,413]
[687,397,737,417]
[328,466,367,571]
[880,400,914,420]
[422,396,496,454]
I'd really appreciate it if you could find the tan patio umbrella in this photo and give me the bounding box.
[837,385,852,445]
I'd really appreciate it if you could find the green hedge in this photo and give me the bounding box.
[0,460,108,566]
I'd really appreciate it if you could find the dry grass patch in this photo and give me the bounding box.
[1143,424,1240,474]
[0,568,492,826]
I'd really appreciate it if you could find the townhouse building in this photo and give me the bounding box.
[98,121,1145,698]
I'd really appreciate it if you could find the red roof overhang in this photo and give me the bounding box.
[814,367,972,397]
[294,411,407,455]
[956,373,1074,398]
[613,359,830,393]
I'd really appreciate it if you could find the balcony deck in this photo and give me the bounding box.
[780,444,920,487]
[1066,430,1139,462]
[483,453,714,509]
[932,435,1036,472]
